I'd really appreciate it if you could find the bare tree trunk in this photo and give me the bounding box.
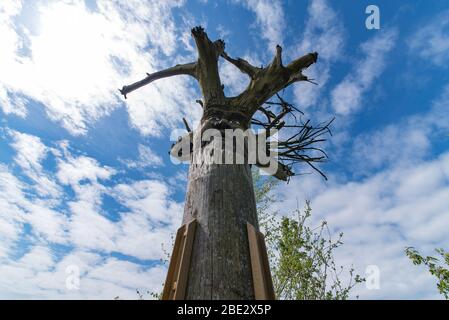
[182,138,258,299]
[119,26,321,300]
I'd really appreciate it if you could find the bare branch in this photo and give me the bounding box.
[221,51,260,79]
[270,45,283,68]
[257,106,276,123]
[182,117,192,132]
[256,159,294,181]
[195,99,204,108]
[252,95,333,181]
[230,49,319,116]
[191,26,224,61]
[120,26,226,104]
[191,26,226,104]
[286,52,318,74]
[266,108,289,131]
[119,62,197,98]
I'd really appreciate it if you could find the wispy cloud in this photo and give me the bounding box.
[0,163,68,246]
[351,84,449,175]
[331,29,397,115]
[1,0,447,301]
[408,10,449,67]
[237,0,285,50]
[0,130,182,297]
[293,0,345,109]
[0,248,167,299]
[120,144,164,169]
[57,154,115,188]
[277,85,449,299]
[9,130,61,199]
[219,52,262,97]
[277,151,449,299]
[0,0,197,136]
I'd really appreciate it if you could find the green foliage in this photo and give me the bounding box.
[405,247,449,299]
[145,171,364,300]
[253,171,364,300]
[254,170,281,241]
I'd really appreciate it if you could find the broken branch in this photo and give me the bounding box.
[286,52,318,74]
[221,51,260,79]
[119,62,197,98]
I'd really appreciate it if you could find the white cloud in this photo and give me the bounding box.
[219,53,262,97]
[219,60,249,96]
[0,0,27,116]
[0,248,166,299]
[331,29,397,115]
[0,166,26,259]
[1,129,180,271]
[120,143,164,169]
[53,145,181,260]
[18,246,54,272]
[65,177,182,260]
[61,177,183,261]
[112,180,182,225]
[0,162,68,246]
[216,24,231,39]
[408,10,449,67]
[26,203,68,243]
[274,86,449,299]
[86,258,167,296]
[276,149,449,299]
[54,150,179,260]
[124,76,201,137]
[0,0,197,136]
[137,144,163,167]
[293,0,345,108]
[10,130,61,198]
[11,130,47,172]
[238,0,285,50]
[68,197,118,252]
[0,130,184,297]
[351,123,430,174]
[57,155,115,187]
[351,84,449,174]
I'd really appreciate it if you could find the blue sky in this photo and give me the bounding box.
[0,0,448,299]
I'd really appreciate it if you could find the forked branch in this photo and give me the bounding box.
[228,44,319,116]
[119,62,197,98]
[220,51,261,79]
[119,26,330,182]
[119,26,226,103]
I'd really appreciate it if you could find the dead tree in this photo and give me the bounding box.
[120,26,331,300]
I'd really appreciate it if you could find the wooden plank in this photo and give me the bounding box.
[247,222,266,299]
[247,222,276,300]
[257,232,275,300]
[174,219,197,299]
[162,219,197,300]
[162,224,185,300]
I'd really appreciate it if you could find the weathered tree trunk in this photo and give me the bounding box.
[182,135,258,299]
[119,26,320,300]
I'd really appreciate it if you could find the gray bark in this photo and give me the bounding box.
[182,152,258,299]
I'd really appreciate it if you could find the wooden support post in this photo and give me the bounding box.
[162,219,197,300]
[247,222,276,300]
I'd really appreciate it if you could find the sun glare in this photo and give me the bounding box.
[31,2,112,99]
